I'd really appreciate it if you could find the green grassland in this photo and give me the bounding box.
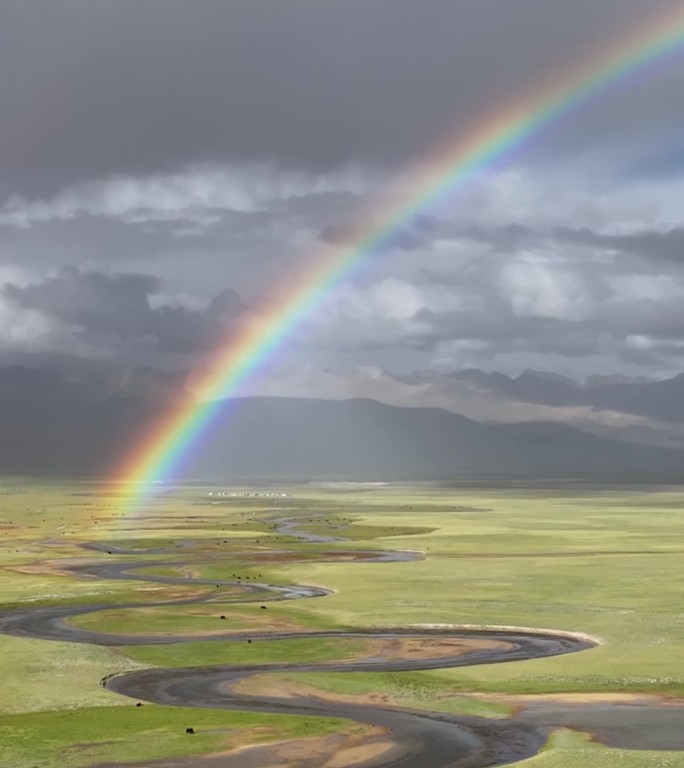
[2,479,684,765]
[124,635,370,668]
[0,704,352,768]
[520,729,684,767]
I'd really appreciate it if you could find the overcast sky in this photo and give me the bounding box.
[2,0,684,381]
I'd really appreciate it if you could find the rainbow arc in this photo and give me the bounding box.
[116,6,684,509]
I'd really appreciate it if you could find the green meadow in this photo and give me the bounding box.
[2,479,684,765]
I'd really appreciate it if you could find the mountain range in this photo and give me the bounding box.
[0,364,682,479]
[248,366,684,449]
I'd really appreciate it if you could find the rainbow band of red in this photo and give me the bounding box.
[117,6,684,504]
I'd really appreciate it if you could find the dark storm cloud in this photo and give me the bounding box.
[3,266,246,354]
[1,0,680,199]
[0,214,185,268]
[431,223,684,265]
[2,0,684,379]
[322,217,684,264]
[320,221,429,252]
[554,226,684,263]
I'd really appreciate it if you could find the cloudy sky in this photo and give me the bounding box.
[2,0,684,381]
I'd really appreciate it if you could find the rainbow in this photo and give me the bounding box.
[117,6,684,506]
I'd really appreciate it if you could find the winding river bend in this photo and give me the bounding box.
[0,515,653,768]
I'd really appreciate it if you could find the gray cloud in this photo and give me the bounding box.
[320,215,437,252]
[1,0,681,199]
[433,223,684,265]
[2,266,246,355]
[1,2,684,379]
[291,237,684,374]
[554,226,684,263]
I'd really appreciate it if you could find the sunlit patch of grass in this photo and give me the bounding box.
[0,636,144,714]
[0,704,351,768]
[121,635,369,668]
[69,602,305,636]
[517,728,684,766]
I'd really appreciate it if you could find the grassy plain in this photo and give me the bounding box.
[2,479,684,765]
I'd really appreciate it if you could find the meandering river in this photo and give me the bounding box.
[4,516,684,767]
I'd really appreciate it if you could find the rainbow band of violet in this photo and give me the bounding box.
[117,6,684,510]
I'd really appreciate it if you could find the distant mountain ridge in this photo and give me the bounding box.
[185,396,684,479]
[0,364,681,478]
[247,366,684,448]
